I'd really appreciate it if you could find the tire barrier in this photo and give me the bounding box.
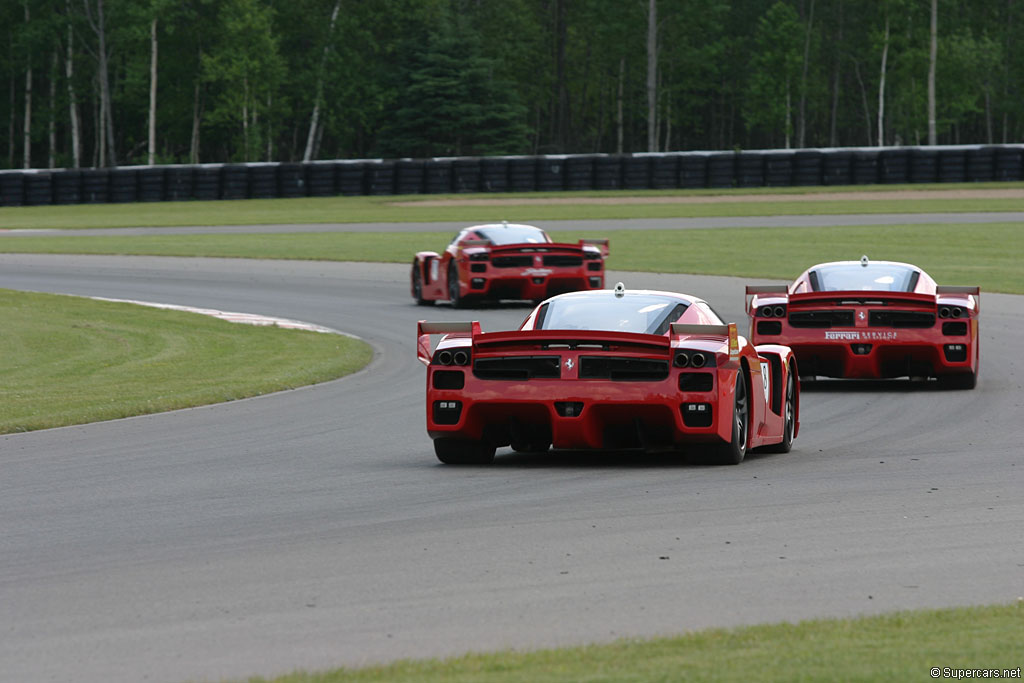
[306,161,336,197]
[565,155,596,191]
[138,167,165,202]
[536,155,566,191]
[679,154,708,188]
[879,148,910,184]
[109,167,139,203]
[507,156,537,192]
[278,162,306,198]
[938,148,967,183]
[764,152,793,187]
[650,153,679,190]
[622,154,651,190]
[453,157,482,193]
[193,165,222,200]
[249,163,278,199]
[81,168,110,202]
[594,155,623,190]
[707,152,736,188]
[736,152,765,188]
[25,171,54,205]
[395,159,425,195]
[365,160,396,195]
[909,148,939,184]
[852,150,879,184]
[337,161,366,195]
[793,150,823,186]
[4,145,1023,206]
[0,171,25,206]
[222,164,249,200]
[424,159,452,194]
[480,156,509,192]
[165,166,194,200]
[994,146,1023,181]
[53,170,82,204]
[966,147,995,182]
[822,151,853,186]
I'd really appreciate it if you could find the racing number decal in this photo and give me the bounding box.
[759,360,771,407]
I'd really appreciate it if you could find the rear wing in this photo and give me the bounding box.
[745,284,789,310]
[417,321,481,366]
[936,285,980,311]
[579,238,610,256]
[671,322,740,360]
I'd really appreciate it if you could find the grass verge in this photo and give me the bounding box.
[3,222,1021,293]
[0,289,372,434]
[2,183,1024,229]
[248,602,1023,682]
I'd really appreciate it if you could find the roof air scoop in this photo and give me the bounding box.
[614,282,626,298]
[860,255,869,268]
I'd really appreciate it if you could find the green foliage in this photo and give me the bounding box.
[5,0,1024,165]
[744,2,803,145]
[377,11,529,157]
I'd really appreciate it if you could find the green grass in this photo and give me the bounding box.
[2,182,1024,229]
[247,602,1023,682]
[0,289,372,434]
[3,222,1021,293]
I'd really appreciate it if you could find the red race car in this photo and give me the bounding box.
[411,222,609,307]
[417,284,799,465]
[746,257,979,389]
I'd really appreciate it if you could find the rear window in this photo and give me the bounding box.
[475,225,551,245]
[812,263,918,292]
[536,294,688,335]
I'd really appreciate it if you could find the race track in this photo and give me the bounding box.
[0,248,1021,683]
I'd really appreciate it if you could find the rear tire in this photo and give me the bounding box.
[693,372,749,466]
[411,264,432,306]
[448,267,467,309]
[762,371,795,453]
[434,438,495,465]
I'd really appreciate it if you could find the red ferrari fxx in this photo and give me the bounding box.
[417,285,800,465]
[746,257,979,389]
[411,223,609,307]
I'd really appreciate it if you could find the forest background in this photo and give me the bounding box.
[3,0,1020,171]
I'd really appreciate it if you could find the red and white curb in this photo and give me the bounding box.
[88,296,349,336]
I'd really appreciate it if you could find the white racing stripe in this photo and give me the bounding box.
[87,296,344,335]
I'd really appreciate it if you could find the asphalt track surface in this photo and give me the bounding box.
[0,242,1022,682]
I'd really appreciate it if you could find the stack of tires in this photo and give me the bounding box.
[53,170,82,204]
[306,161,336,197]
[480,157,509,192]
[138,167,165,201]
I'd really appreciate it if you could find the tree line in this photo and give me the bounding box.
[3,0,1021,170]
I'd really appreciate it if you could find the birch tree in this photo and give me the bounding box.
[302,0,341,162]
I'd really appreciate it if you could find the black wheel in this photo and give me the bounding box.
[448,266,466,308]
[694,372,749,466]
[762,370,795,453]
[411,263,432,306]
[434,438,495,465]
[937,371,977,390]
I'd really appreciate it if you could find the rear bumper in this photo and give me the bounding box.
[458,264,603,300]
[752,326,978,379]
[426,374,729,449]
